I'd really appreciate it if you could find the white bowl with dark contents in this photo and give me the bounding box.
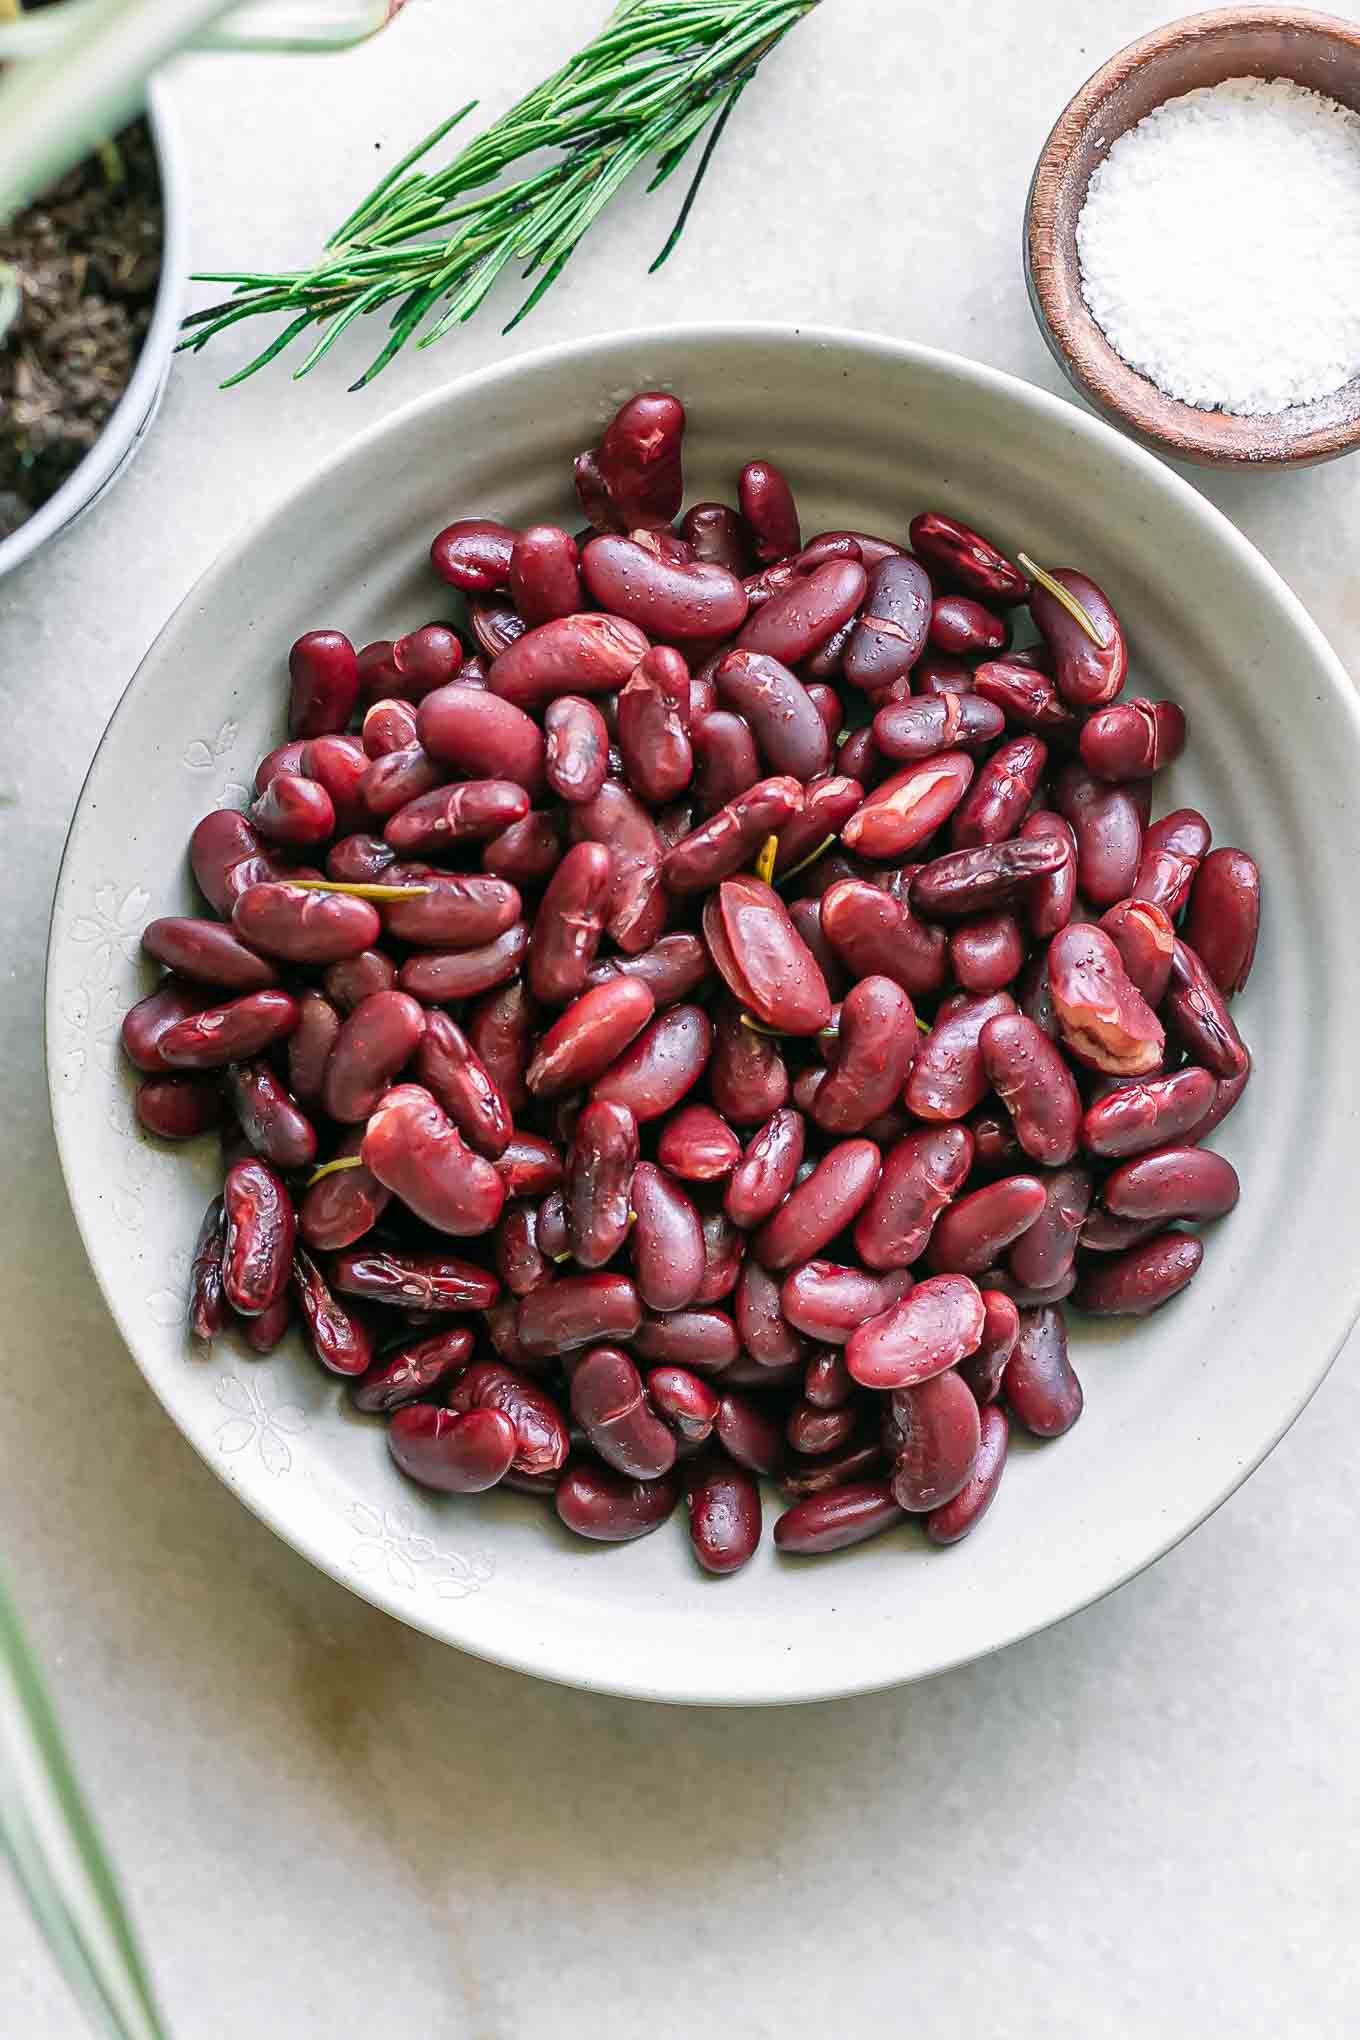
[46,324,1360,1704]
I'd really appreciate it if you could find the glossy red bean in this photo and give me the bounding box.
[1164,939,1249,1079]
[505,523,580,626]
[523,980,645,1100]
[1080,1068,1214,1159]
[587,1001,710,1122]
[290,1246,374,1377]
[915,655,974,696]
[415,683,545,794]
[1103,1145,1240,1224]
[887,1368,981,1511]
[707,996,788,1125]
[624,1162,703,1311]
[380,872,519,954]
[460,981,531,1118]
[360,1084,505,1237]
[712,649,831,780]
[707,1391,780,1478]
[141,917,277,994]
[781,1261,913,1343]
[1085,1233,1209,1317]
[842,752,975,861]
[768,779,861,883]
[1047,923,1165,1077]
[136,1074,224,1140]
[905,990,1016,1122]
[187,1195,228,1341]
[568,779,666,952]
[1053,764,1144,908]
[663,776,802,895]
[233,884,380,966]
[926,1174,1046,1276]
[691,709,761,817]
[752,1140,880,1272]
[646,1366,721,1443]
[978,1011,1081,1166]
[736,558,867,665]
[774,1481,904,1555]
[581,534,748,642]
[954,735,1046,850]
[320,990,425,1123]
[947,912,1025,993]
[322,948,396,1013]
[221,1158,295,1316]
[566,1098,638,1268]
[1131,807,1211,916]
[331,1246,497,1313]
[1002,1305,1082,1435]
[487,613,650,709]
[722,1107,804,1230]
[523,841,609,1007]
[702,874,831,1036]
[841,554,933,694]
[556,1464,680,1542]
[296,1137,387,1256]
[812,976,917,1134]
[157,988,300,1071]
[358,744,447,820]
[846,1273,985,1390]
[926,1402,1009,1543]
[973,657,1080,738]
[219,1059,314,1169]
[448,1360,570,1476]
[288,628,359,739]
[397,921,529,1003]
[542,693,609,805]
[655,1104,740,1184]
[850,1126,972,1271]
[957,1290,1020,1405]
[615,665,693,811]
[929,594,1008,658]
[247,772,334,850]
[1099,899,1175,1010]
[908,512,1026,604]
[738,459,800,562]
[682,501,754,575]
[351,1324,475,1413]
[517,1273,641,1355]
[731,1255,802,1371]
[1184,849,1260,997]
[327,831,398,883]
[587,932,712,1011]
[121,977,218,1072]
[495,1201,550,1298]
[188,811,268,915]
[1010,1170,1093,1299]
[592,391,685,528]
[911,836,1068,920]
[1029,568,1126,706]
[802,1347,855,1410]
[254,740,307,796]
[631,1312,737,1378]
[430,517,518,591]
[873,693,1005,762]
[1183,1058,1252,1145]
[569,1346,677,1480]
[388,1406,517,1493]
[1080,697,1186,781]
[1017,811,1077,940]
[383,778,529,856]
[686,1459,762,1573]
[818,876,948,1000]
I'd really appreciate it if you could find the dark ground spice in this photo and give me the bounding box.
[0,116,163,541]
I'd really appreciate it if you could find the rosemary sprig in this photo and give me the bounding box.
[180,0,822,390]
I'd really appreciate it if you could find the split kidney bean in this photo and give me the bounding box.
[158,989,300,1070]
[709,997,790,1125]
[752,1139,882,1272]
[703,876,831,1036]
[568,779,665,952]
[926,1175,1047,1275]
[812,976,917,1134]
[905,990,1017,1122]
[957,1290,1020,1405]
[1099,899,1175,1009]
[1008,1167,1092,1295]
[687,1460,762,1573]
[390,1406,517,1494]
[628,1163,705,1311]
[543,695,610,804]
[713,650,831,780]
[222,1158,295,1316]
[1003,1306,1082,1436]
[1081,1067,1217,1159]
[582,536,748,641]
[1053,764,1144,907]
[509,525,582,627]
[322,948,395,1013]
[1081,698,1186,781]
[926,1402,1009,1544]
[819,877,948,1000]
[361,1084,505,1236]
[556,1464,679,1542]
[570,1346,676,1480]
[430,517,518,591]
[909,512,1027,604]
[842,752,975,860]
[738,459,800,562]
[1132,807,1211,915]
[595,391,685,528]
[781,1261,913,1343]
[980,1011,1081,1165]
[1047,923,1164,1077]
[911,836,1068,920]
[526,841,611,1006]
[663,776,802,894]
[1164,939,1249,1079]
[735,558,867,665]
[188,1195,228,1340]
[448,1360,570,1476]
[397,922,530,1002]
[291,1247,374,1376]
[288,629,359,739]
[351,1325,475,1413]
[142,917,277,993]
[233,884,380,966]
[973,658,1080,738]
[566,1099,638,1268]
[725,1107,806,1228]
[887,1369,982,1511]
[950,735,1047,848]
[1029,568,1126,705]
[775,1481,904,1555]
[1103,1146,1240,1224]
[488,613,650,709]
[1184,849,1260,997]
[845,1274,985,1390]
[929,595,1008,658]
[853,1126,974,1270]
[330,1246,498,1313]
[517,1274,641,1355]
[842,554,933,693]
[122,977,217,1072]
[873,693,1004,761]
[656,1103,740,1182]
[189,811,269,915]
[949,912,1026,993]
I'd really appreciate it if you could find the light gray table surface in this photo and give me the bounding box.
[3,5,1357,2035]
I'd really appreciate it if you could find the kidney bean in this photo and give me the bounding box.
[240,1292,291,1354]
[906,512,1025,603]
[781,1261,914,1343]
[1185,849,1260,997]
[288,1246,373,1377]
[644,1367,719,1445]
[947,912,1025,993]
[736,558,867,665]
[591,391,686,528]
[926,1175,1047,1276]
[566,1099,638,1268]
[774,1480,904,1555]
[926,1402,1009,1544]
[752,1139,882,1271]
[622,1162,703,1311]
[781,903,843,1004]
[287,629,359,740]
[470,596,525,662]
[557,1464,680,1542]
[137,1073,225,1141]
[663,777,803,896]
[430,517,518,590]
[1011,1171,1094,1300]
[1165,939,1249,1079]
[331,1247,497,1315]
[1052,764,1143,907]
[691,710,762,818]
[911,836,1068,921]
[957,1290,1020,1405]
[566,1346,675,1480]
[929,595,1008,658]
[706,883,830,1044]
[1096,901,1173,1011]
[973,657,1080,738]
[720,1109,802,1231]
[140,920,276,998]
[187,1195,228,1341]
[218,1060,313,1170]
[301,735,369,834]
[905,990,1017,1122]
[540,696,608,808]
[1078,1207,1161,1255]
[1047,923,1164,1077]
[188,811,265,915]
[317,990,424,1124]
[887,1369,981,1511]
[517,1273,641,1355]
[487,613,650,710]
[705,1393,779,1480]
[849,1126,970,1272]
[731,1256,802,1372]
[220,1158,295,1317]
[322,949,396,1014]
[521,844,609,1010]
[121,977,217,1074]
[489,1137,561,1206]
[1079,698,1186,782]
[387,624,465,701]
[616,667,693,808]
[1183,1056,1252,1144]
[327,832,398,884]
[455,983,529,1121]
[1002,1305,1082,1436]
[360,744,450,822]
[568,779,666,953]
[841,752,975,860]
[1029,568,1126,706]
[732,458,798,562]
[838,555,932,695]
[874,694,1005,763]
[1015,814,1077,943]
[686,1459,762,1573]
[351,1325,475,1413]
[1103,1145,1240,1225]
[156,988,300,1072]
[479,812,561,888]
[414,683,546,795]
[389,1405,517,1493]
[379,874,519,957]
[680,501,752,574]
[812,976,918,1135]
[968,1108,1027,1178]
[688,1206,738,1306]
[231,885,379,969]
[1129,810,1209,920]
[521,981,647,1102]
[708,997,789,1125]
[581,535,748,643]
[449,1360,570,1477]
[913,655,973,697]
[977,1010,1081,1167]
[769,782,859,887]
[585,1005,710,1127]
[360,1084,505,1237]
[1079,1067,1212,1160]
[845,1274,985,1391]
[397,922,529,1003]
[383,778,529,856]
[950,735,1047,848]
[835,725,883,786]
[295,1139,383,1257]
[799,1348,852,1412]
[400,1021,508,1170]
[504,523,580,626]
[818,877,948,1000]
[248,772,336,853]
[496,1201,549,1298]
[709,649,831,782]
[649,1106,736,1188]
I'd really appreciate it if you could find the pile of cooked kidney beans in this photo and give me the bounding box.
[120,389,1260,1575]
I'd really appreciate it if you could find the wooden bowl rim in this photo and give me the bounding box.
[1026,5,1360,467]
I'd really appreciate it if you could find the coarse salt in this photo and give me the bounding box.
[1076,75,1360,415]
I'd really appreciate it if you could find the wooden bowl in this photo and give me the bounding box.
[1026,7,1360,466]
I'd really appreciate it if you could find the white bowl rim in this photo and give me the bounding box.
[45,320,1360,1704]
[0,79,187,580]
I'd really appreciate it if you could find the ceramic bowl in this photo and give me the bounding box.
[1026,6,1360,466]
[46,324,1360,1704]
